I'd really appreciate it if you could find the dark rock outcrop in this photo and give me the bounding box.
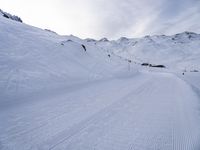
[0,9,22,23]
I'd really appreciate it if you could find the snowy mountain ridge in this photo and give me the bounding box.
[88,31,200,71]
[0,9,22,23]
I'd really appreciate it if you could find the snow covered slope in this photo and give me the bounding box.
[0,14,129,102]
[91,32,200,71]
[0,10,200,150]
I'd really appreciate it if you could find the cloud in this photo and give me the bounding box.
[67,0,200,39]
[84,0,164,38]
[95,0,200,39]
[0,0,200,39]
[144,0,200,36]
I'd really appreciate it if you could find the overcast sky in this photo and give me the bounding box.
[0,0,200,39]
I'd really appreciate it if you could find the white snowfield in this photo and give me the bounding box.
[0,14,200,150]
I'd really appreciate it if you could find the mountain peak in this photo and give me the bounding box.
[99,38,109,42]
[0,9,22,23]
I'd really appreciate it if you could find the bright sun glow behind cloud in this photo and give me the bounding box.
[0,0,200,39]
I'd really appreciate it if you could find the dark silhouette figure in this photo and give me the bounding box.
[81,44,86,51]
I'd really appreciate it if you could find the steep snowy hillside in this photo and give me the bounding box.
[91,32,200,71]
[0,14,128,102]
[0,11,200,150]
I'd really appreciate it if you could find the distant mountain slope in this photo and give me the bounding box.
[89,32,200,71]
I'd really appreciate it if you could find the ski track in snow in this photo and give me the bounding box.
[0,72,200,150]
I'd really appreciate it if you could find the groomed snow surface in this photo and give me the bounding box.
[0,14,200,150]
